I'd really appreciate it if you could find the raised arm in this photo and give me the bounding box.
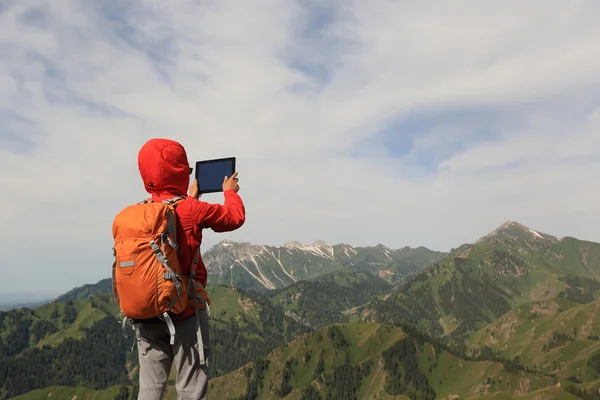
[195,190,245,232]
[189,172,246,232]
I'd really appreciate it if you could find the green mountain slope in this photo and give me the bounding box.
[265,270,392,329]
[205,240,445,291]
[205,285,310,377]
[469,297,600,382]
[12,321,591,400]
[10,386,128,400]
[207,322,569,400]
[363,221,600,341]
[54,279,113,303]
[0,295,131,400]
[0,286,309,400]
[51,269,394,333]
[0,294,121,356]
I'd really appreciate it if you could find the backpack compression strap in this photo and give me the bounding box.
[187,246,210,365]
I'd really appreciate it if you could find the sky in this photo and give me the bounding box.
[2,0,600,296]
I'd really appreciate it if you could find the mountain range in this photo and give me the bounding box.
[53,240,444,303]
[203,240,446,291]
[3,221,600,399]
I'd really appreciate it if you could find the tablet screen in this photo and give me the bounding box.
[195,157,236,193]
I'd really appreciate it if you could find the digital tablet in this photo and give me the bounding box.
[194,157,236,194]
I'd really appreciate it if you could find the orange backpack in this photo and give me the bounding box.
[111,196,210,363]
[112,196,191,317]
[111,197,209,357]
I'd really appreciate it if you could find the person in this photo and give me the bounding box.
[133,138,245,400]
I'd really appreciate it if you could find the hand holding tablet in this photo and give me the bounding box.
[222,172,240,193]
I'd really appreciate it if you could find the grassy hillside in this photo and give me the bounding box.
[205,285,310,377]
[264,270,392,328]
[4,269,398,396]
[207,322,570,399]
[0,285,310,400]
[10,385,128,400]
[362,222,600,342]
[12,320,593,400]
[469,297,600,383]
[0,294,120,356]
[0,295,131,400]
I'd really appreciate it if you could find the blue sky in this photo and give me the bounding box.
[2,0,600,296]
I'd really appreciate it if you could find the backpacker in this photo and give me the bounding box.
[111,196,209,364]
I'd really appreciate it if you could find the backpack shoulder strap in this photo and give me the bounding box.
[161,196,186,250]
[137,195,186,206]
[163,196,186,205]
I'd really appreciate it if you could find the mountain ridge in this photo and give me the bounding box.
[204,239,446,291]
[40,239,444,305]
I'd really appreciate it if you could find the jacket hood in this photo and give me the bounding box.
[138,138,190,197]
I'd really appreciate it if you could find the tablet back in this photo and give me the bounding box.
[194,157,236,193]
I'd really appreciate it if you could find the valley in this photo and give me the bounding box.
[2,222,600,399]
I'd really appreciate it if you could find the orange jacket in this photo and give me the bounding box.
[137,138,245,320]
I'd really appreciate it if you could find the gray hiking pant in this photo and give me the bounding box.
[135,310,209,400]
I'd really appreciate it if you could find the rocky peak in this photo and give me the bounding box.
[283,241,304,249]
[476,221,557,244]
[283,240,331,250]
[203,240,262,274]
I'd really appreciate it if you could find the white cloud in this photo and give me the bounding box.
[1,0,600,294]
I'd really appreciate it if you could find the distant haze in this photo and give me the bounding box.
[0,291,58,304]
